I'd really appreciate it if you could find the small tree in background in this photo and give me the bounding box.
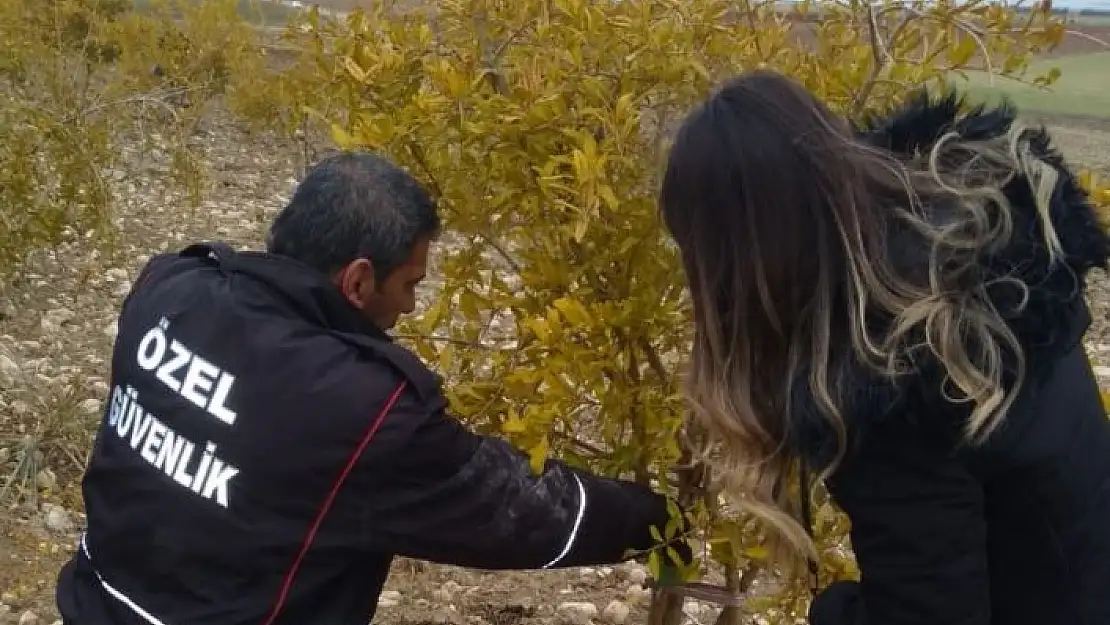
[0,0,263,289]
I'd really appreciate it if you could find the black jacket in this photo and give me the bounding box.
[803,94,1110,624]
[56,242,678,625]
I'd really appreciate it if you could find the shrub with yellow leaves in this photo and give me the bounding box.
[0,0,264,287]
[255,0,1070,622]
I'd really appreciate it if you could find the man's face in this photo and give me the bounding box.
[335,236,431,331]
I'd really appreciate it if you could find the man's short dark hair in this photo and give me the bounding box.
[267,151,440,279]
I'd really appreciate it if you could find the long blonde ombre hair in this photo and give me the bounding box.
[659,70,1065,568]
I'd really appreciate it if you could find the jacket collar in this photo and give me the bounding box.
[790,91,1110,469]
[176,241,393,343]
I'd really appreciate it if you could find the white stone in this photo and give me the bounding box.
[1092,365,1110,379]
[44,503,72,532]
[601,600,630,625]
[378,590,402,608]
[0,354,20,386]
[625,585,651,605]
[619,566,647,586]
[557,602,599,625]
[37,468,57,490]
[41,308,75,333]
[19,610,39,625]
[104,321,119,341]
[79,398,102,415]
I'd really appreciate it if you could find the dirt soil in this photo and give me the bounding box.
[2,46,1110,625]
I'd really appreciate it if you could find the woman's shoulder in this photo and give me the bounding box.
[859,90,1108,368]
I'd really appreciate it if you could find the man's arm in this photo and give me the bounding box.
[809,419,991,625]
[350,392,685,571]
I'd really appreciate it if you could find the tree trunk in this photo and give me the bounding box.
[713,564,745,625]
[646,589,685,625]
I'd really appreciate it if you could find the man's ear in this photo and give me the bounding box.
[334,258,376,309]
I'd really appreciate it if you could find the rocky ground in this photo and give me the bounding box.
[1,101,1109,625]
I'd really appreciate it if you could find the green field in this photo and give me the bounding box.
[1066,14,1110,27]
[947,52,1110,119]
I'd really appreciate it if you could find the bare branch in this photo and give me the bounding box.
[393,333,517,350]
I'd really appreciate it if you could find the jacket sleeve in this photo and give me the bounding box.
[348,390,685,570]
[809,418,992,625]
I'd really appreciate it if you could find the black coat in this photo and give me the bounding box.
[804,94,1110,625]
[56,242,677,625]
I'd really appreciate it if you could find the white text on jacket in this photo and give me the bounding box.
[136,317,238,425]
[108,384,239,508]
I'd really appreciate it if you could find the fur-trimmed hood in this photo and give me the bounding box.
[791,91,1110,472]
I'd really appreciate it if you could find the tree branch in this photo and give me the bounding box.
[393,333,516,350]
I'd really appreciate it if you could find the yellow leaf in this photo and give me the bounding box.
[528,436,549,474]
[709,539,736,567]
[459,289,482,318]
[419,299,446,335]
[552,297,591,325]
[647,550,662,579]
[526,317,552,343]
[573,217,588,242]
[743,545,769,560]
[438,345,454,373]
[948,35,978,68]
[502,411,527,434]
[598,185,620,211]
[329,123,355,149]
[342,55,367,82]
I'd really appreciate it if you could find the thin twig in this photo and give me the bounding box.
[852,3,892,115]
[62,87,196,125]
[638,336,672,387]
[393,333,516,350]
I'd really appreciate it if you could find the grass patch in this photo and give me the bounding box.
[946,52,1110,118]
[1011,9,1110,27]
[1067,14,1110,27]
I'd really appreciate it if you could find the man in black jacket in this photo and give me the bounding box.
[56,151,685,625]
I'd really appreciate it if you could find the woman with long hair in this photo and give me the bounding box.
[659,69,1110,624]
